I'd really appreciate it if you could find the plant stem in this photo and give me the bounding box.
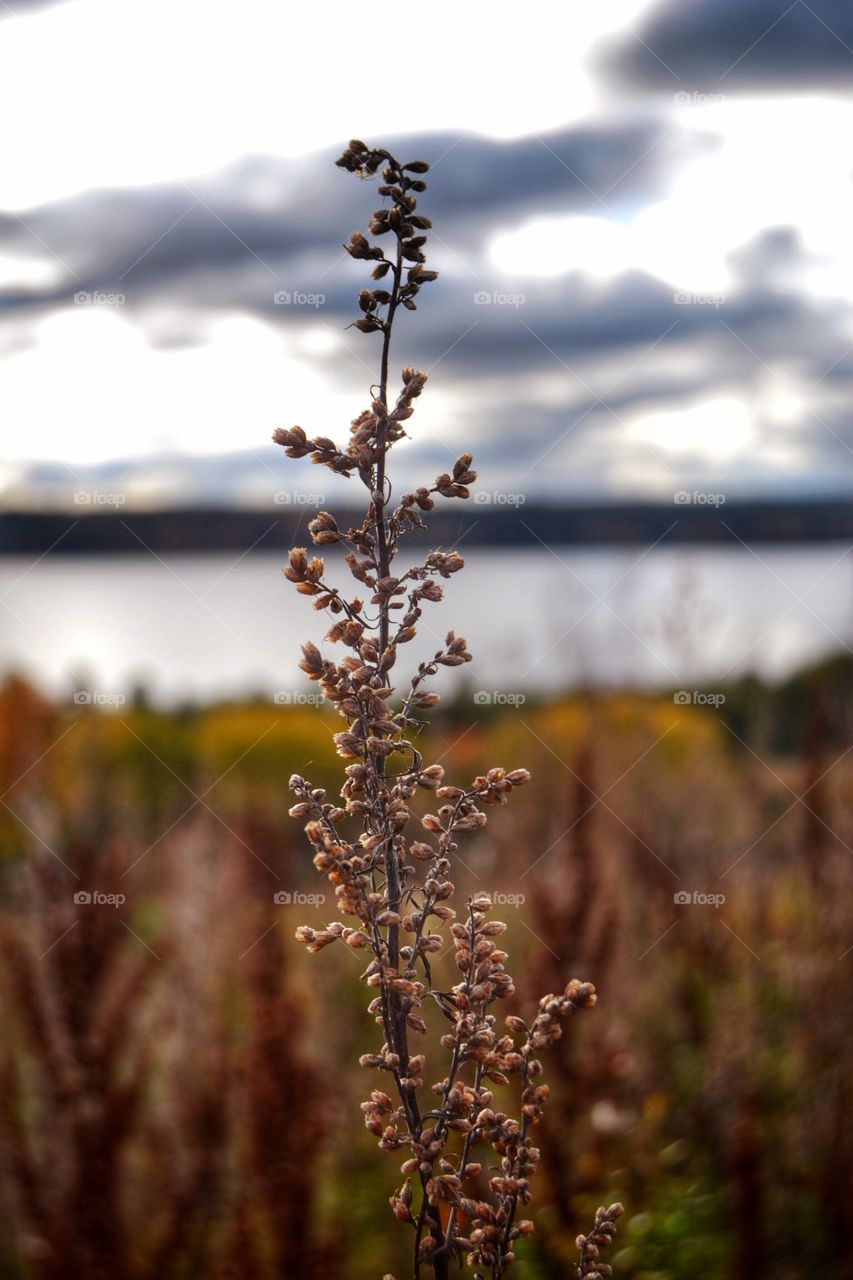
[369,227,449,1279]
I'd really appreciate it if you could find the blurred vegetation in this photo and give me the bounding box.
[0,654,850,1279]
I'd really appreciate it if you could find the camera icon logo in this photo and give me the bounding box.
[674,690,691,705]
[673,891,691,905]
[73,291,92,304]
[273,691,292,705]
[673,490,691,504]
[273,291,292,305]
[74,891,92,904]
[73,690,93,705]
[474,691,492,705]
[473,290,492,305]
[273,891,292,905]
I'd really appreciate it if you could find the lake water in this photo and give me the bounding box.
[0,545,850,704]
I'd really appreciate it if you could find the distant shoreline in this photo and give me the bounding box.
[1,499,851,554]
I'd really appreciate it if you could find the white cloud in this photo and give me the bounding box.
[489,95,853,296]
[626,395,755,463]
[0,306,357,465]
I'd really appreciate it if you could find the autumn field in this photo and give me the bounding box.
[0,661,850,1280]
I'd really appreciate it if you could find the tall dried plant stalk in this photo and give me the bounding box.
[274,139,621,1280]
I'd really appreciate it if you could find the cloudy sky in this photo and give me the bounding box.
[3,0,853,508]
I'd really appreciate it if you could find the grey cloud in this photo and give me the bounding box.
[2,121,852,503]
[605,0,853,89]
[0,0,68,15]
[325,262,835,383]
[768,400,853,490]
[0,122,672,314]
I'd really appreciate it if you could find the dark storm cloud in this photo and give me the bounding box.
[0,122,671,314]
[605,0,853,88]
